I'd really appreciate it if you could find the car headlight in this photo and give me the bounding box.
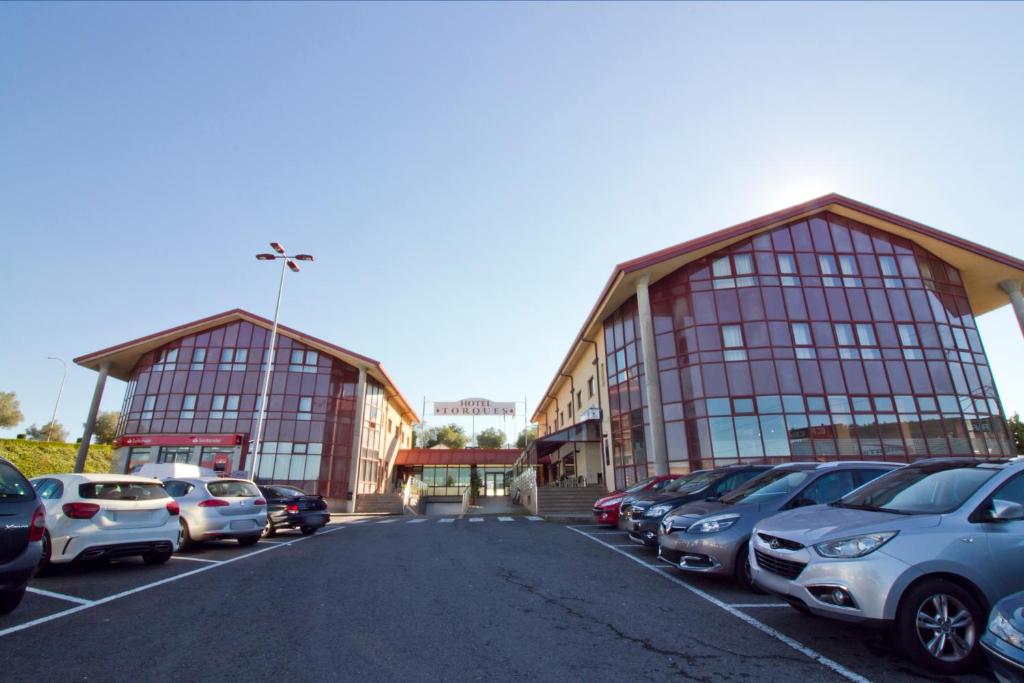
[687,514,740,534]
[813,532,897,558]
[989,611,1024,649]
[645,504,673,518]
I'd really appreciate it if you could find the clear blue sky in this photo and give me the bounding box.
[2,2,1023,443]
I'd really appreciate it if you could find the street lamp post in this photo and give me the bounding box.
[46,357,67,442]
[250,243,314,482]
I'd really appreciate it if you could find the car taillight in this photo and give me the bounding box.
[285,504,299,514]
[254,498,266,506]
[198,499,230,507]
[29,504,46,542]
[62,502,101,519]
[166,501,180,516]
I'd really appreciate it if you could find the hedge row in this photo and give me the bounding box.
[0,439,115,479]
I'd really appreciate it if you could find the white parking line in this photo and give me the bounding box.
[468,518,484,523]
[1,523,342,640]
[610,543,649,549]
[587,531,627,535]
[169,555,222,564]
[407,518,427,523]
[731,603,790,608]
[526,516,543,521]
[497,516,514,522]
[568,527,870,683]
[437,518,455,523]
[375,519,398,524]
[25,587,94,606]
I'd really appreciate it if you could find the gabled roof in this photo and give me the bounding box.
[532,193,1024,422]
[394,448,521,466]
[73,308,419,422]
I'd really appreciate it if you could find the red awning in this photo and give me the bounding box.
[394,449,521,466]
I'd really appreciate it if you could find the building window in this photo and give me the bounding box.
[576,390,582,410]
[298,396,312,421]
[141,395,156,421]
[181,395,197,419]
[211,395,239,419]
[879,255,901,287]
[290,349,319,373]
[219,348,248,371]
[898,324,924,359]
[777,253,798,286]
[588,376,595,398]
[818,255,841,287]
[257,442,322,481]
[153,348,178,372]
[191,348,206,370]
[721,325,746,361]
[792,323,814,358]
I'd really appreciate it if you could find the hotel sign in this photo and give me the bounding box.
[117,434,243,448]
[434,398,516,417]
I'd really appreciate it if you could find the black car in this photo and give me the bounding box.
[620,465,772,547]
[0,457,45,615]
[258,485,330,537]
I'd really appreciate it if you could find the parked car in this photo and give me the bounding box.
[592,474,683,526]
[0,457,44,615]
[982,591,1024,683]
[164,477,266,550]
[30,473,179,573]
[659,461,898,590]
[749,457,1024,675]
[622,464,773,546]
[257,485,329,536]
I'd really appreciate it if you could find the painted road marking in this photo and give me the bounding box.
[170,555,222,564]
[25,587,94,606]
[731,603,790,608]
[0,523,345,640]
[568,527,870,683]
[375,519,398,524]
[469,518,484,523]
[498,516,514,522]
[407,518,427,523]
[437,518,455,523]
[526,516,544,521]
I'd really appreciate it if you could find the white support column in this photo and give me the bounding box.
[634,274,669,476]
[75,361,111,473]
[347,366,368,512]
[1000,280,1024,339]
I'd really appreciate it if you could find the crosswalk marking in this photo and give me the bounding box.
[498,516,514,522]
[437,518,455,523]
[526,516,543,521]
[468,517,484,523]
[407,518,427,523]
[376,518,398,524]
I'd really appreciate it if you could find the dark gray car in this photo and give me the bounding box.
[0,457,45,615]
[658,461,898,591]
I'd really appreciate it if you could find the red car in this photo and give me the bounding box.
[592,474,683,526]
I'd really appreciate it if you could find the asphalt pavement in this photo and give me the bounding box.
[0,516,995,682]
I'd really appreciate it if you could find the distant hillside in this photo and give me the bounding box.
[0,439,115,478]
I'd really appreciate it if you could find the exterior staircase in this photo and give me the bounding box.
[536,485,605,515]
[355,493,404,515]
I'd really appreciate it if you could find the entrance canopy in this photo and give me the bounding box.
[526,419,602,464]
[394,448,521,466]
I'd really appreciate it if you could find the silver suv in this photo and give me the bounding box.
[750,457,1024,675]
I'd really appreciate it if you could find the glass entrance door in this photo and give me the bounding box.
[484,472,506,497]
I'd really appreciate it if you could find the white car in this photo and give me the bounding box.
[30,474,180,572]
[162,478,267,550]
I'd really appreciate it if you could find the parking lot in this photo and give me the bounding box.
[0,515,996,682]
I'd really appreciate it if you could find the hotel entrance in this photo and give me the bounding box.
[484,471,507,497]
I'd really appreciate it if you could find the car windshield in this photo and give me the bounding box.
[720,469,810,505]
[624,477,658,494]
[836,465,999,515]
[0,463,32,501]
[665,470,720,495]
[79,481,169,500]
[272,486,307,498]
[207,480,261,498]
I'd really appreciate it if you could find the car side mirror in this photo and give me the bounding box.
[986,499,1024,522]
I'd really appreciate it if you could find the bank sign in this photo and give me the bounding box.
[434,398,516,416]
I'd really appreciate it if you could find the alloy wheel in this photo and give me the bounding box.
[915,593,976,662]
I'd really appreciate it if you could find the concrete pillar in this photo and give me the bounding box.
[634,274,669,476]
[1000,280,1024,339]
[347,366,368,512]
[75,361,111,473]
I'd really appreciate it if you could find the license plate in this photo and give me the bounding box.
[230,520,256,530]
[110,511,149,521]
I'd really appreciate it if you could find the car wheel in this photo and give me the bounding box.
[36,531,54,577]
[0,586,27,616]
[262,520,276,538]
[178,519,194,552]
[237,535,260,547]
[734,542,764,593]
[896,578,984,675]
[300,526,317,536]
[143,549,172,565]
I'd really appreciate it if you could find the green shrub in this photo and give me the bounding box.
[0,439,114,478]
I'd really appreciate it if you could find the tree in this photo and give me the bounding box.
[0,391,23,429]
[476,427,506,449]
[25,420,68,443]
[91,411,120,445]
[422,423,468,449]
[516,426,539,449]
[1008,413,1024,455]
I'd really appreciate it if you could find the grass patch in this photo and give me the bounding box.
[0,439,114,478]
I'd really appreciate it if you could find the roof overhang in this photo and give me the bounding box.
[532,194,1024,422]
[394,449,521,466]
[73,308,420,422]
